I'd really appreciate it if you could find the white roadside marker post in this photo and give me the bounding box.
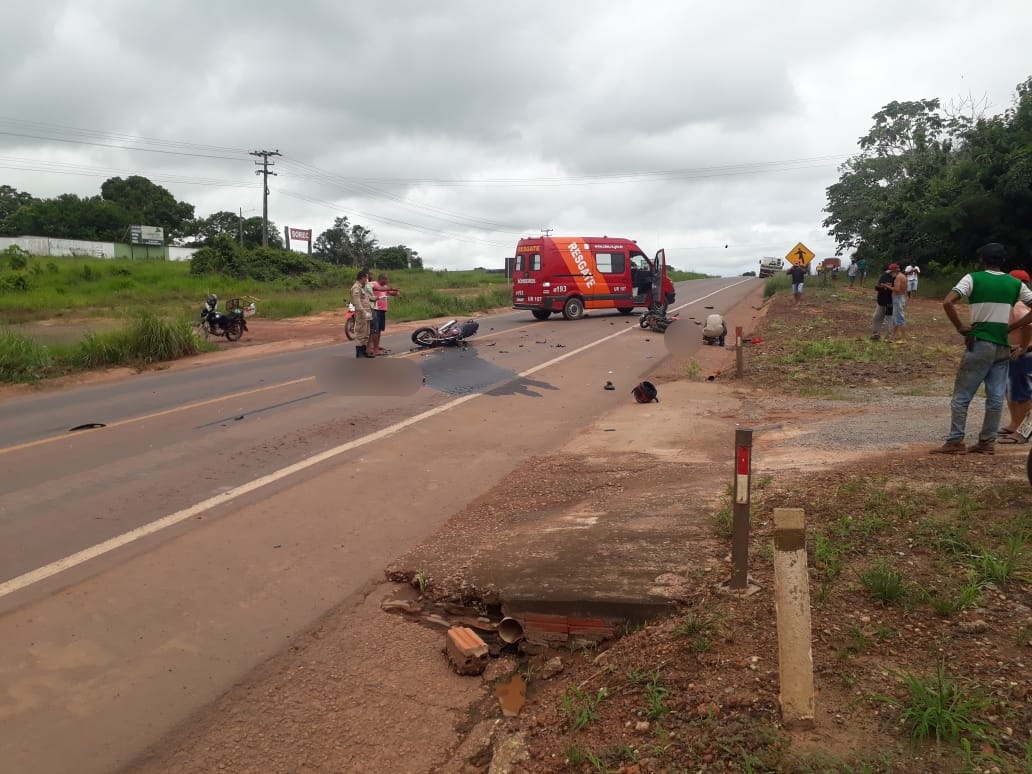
[772,507,816,729]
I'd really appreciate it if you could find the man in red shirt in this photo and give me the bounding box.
[368,273,401,356]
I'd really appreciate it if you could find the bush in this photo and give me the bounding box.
[190,235,325,281]
[70,313,200,367]
[0,329,54,382]
[189,234,244,277]
[4,245,29,270]
[764,273,791,298]
[71,330,130,369]
[0,273,31,292]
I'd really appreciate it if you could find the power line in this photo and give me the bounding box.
[0,155,258,188]
[0,130,249,162]
[279,158,528,234]
[0,117,252,155]
[276,188,513,248]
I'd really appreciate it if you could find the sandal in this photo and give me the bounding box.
[997,434,1029,445]
[998,428,1015,436]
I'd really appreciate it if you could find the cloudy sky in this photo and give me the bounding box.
[1,1,1029,274]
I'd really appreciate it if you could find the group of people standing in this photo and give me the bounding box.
[866,244,1032,454]
[350,269,401,358]
[932,242,1032,454]
[870,264,909,343]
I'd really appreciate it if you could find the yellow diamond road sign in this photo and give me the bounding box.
[785,242,815,267]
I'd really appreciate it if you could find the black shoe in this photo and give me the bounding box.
[356,346,366,358]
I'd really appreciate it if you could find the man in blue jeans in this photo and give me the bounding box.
[933,243,1032,454]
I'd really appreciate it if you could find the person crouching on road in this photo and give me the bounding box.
[932,243,1032,455]
[350,269,375,358]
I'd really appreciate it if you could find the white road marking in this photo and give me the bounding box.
[0,280,749,599]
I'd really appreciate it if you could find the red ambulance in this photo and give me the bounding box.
[511,236,676,320]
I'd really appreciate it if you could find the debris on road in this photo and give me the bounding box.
[538,656,564,680]
[446,626,489,675]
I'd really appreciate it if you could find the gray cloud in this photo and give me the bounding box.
[0,0,1029,275]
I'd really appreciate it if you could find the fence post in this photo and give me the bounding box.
[729,428,753,589]
[735,326,744,377]
[773,507,816,729]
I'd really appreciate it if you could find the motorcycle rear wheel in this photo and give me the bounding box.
[344,317,356,341]
[411,327,437,348]
[225,320,244,341]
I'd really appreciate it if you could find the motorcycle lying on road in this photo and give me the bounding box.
[411,319,480,349]
[639,309,678,333]
[196,294,248,341]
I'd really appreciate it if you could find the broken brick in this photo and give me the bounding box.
[446,626,489,676]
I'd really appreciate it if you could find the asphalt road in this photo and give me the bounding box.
[0,277,756,774]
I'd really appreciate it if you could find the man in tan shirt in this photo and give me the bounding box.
[350,269,375,358]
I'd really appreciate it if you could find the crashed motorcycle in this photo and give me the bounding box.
[197,294,248,341]
[411,319,479,349]
[639,309,678,333]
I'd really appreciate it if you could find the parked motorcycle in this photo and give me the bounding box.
[411,319,479,349]
[344,302,357,340]
[197,294,248,341]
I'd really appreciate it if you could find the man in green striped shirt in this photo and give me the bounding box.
[934,243,1032,454]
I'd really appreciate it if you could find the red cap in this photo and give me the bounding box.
[1010,269,1030,282]
[887,263,900,271]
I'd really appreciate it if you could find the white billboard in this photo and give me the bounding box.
[130,225,164,245]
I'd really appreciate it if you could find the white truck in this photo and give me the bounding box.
[758,256,784,278]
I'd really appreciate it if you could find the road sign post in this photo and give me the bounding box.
[785,242,815,268]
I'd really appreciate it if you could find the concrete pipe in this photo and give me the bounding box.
[497,617,525,644]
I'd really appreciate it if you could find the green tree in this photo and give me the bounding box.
[349,224,377,267]
[371,245,412,271]
[823,79,1032,267]
[100,176,195,242]
[182,210,244,246]
[0,194,131,241]
[0,185,36,222]
[314,216,353,265]
[240,217,283,249]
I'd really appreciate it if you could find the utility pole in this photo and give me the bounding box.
[250,149,281,247]
[541,228,553,237]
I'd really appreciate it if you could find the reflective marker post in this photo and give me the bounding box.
[730,428,753,589]
[735,326,744,377]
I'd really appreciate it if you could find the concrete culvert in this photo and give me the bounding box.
[498,617,524,644]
